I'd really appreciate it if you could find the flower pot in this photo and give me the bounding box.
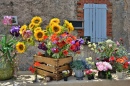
[116,71,123,79]
[98,71,107,79]
[74,70,84,80]
[63,77,68,81]
[0,61,14,80]
[87,74,94,80]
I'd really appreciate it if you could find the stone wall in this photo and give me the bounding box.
[0,0,130,70]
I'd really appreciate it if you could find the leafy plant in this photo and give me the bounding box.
[0,35,17,64]
[70,60,85,70]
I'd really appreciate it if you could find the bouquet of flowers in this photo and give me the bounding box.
[96,61,112,79]
[84,69,97,80]
[18,16,84,58]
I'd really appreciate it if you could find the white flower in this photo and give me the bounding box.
[106,39,113,43]
[88,44,92,47]
[88,57,92,61]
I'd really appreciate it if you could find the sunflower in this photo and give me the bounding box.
[27,37,35,45]
[34,30,44,41]
[67,23,74,32]
[16,42,26,53]
[34,27,42,33]
[64,20,69,26]
[29,23,35,30]
[49,18,60,24]
[19,25,27,34]
[51,23,61,34]
[31,16,42,26]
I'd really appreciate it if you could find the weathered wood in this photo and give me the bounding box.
[34,55,73,81]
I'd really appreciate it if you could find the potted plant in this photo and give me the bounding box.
[0,16,27,80]
[70,59,86,80]
[62,70,70,81]
[85,69,97,80]
[96,61,112,79]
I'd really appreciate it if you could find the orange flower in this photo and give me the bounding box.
[51,34,59,42]
[61,33,68,37]
[122,56,128,61]
[116,58,125,64]
[43,35,48,40]
[66,37,73,44]
[34,62,40,67]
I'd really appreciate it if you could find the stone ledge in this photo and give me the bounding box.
[0,71,130,86]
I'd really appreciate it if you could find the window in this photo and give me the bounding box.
[84,4,107,43]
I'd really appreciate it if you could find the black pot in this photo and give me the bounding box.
[98,71,107,79]
[64,77,68,81]
[87,74,94,80]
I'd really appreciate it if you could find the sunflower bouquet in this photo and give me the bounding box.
[18,16,84,58]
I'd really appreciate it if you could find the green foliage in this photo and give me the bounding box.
[0,35,17,63]
[70,60,85,70]
[96,39,117,59]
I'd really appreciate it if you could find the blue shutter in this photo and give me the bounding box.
[84,4,107,43]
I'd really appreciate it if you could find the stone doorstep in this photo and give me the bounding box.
[0,71,130,86]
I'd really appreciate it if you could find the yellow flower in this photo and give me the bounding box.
[16,42,26,53]
[50,18,60,24]
[34,27,42,33]
[31,16,42,26]
[27,37,35,45]
[34,30,44,41]
[51,23,61,34]
[64,20,69,26]
[19,25,27,34]
[29,23,35,30]
[67,23,74,32]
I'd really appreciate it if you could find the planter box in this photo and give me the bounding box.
[34,55,73,81]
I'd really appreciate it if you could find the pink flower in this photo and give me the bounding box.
[116,41,120,46]
[2,16,12,25]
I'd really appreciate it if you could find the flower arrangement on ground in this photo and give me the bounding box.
[0,16,26,80]
[85,69,97,80]
[96,61,112,79]
[62,70,70,81]
[18,16,84,58]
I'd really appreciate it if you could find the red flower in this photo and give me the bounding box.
[123,62,129,69]
[51,34,59,42]
[43,35,48,40]
[37,52,42,56]
[57,41,66,48]
[75,41,80,46]
[29,66,35,73]
[70,45,76,51]
[54,48,59,53]
[63,50,68,56]
[34,62,40,67]
[109,56,115,61]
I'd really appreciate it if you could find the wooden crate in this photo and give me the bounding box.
[34,55,73,81]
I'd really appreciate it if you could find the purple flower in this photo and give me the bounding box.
[38,43,47,50]
[10,26,20,37]
[71,40,75,44]
[79,38,84,44]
